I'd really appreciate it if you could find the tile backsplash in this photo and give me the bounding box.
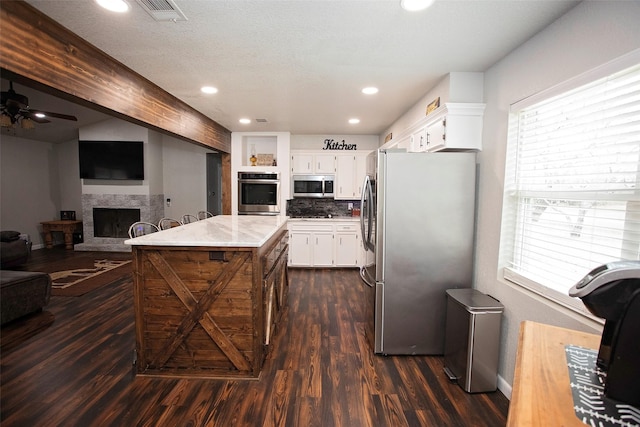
[286,198,360,218]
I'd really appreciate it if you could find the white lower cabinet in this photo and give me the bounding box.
[288,223,334,267]
[335,223,360,267]
[288,220,362,267]
[312,233,334,267]
[289,232,313,266]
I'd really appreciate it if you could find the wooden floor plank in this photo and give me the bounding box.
[0,248,509,426]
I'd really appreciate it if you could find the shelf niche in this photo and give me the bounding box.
[242,135,278,167]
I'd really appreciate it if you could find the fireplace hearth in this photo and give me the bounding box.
[93,208,140,238]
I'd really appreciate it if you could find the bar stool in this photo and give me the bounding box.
[128,222,160,238]
[181,214,199,224]
[158,218,181,230]
[197,211,214,220]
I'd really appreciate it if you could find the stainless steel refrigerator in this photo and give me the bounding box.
[360,149,477,355]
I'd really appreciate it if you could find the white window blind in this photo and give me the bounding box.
[503,63,640,311]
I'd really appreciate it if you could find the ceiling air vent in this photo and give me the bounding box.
[135,0,188,22]
[255,119,268,123]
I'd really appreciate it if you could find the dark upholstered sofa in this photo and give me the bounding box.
[0,230,31,268]
[1,270,51,325]
[1,230,51,325]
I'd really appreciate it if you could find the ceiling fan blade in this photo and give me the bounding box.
[28,109,78,121]
[21,112,51,124]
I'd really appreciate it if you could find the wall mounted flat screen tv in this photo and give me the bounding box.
[79,140,144,180]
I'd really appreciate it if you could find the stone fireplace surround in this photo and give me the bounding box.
[74,193,164,252]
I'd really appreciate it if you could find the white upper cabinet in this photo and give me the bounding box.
[291,152,336,174]
[426,103,484,151]
[410,127,427,152]
[425,117,446,151]
[335,153,369,200]
[389,103,485,153]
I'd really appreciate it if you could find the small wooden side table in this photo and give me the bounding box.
[41,220,83,249]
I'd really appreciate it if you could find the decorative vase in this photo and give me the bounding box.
[250,144,257,166]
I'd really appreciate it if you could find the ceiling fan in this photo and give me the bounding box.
[1,81,78,129]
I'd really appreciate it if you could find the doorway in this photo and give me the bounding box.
[206,153,222,215]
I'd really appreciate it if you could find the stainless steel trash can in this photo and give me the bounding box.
[443,289,504,393]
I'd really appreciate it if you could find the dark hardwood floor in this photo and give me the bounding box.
[1,248,509,426]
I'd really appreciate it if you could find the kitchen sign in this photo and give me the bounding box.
[322,139,357,150]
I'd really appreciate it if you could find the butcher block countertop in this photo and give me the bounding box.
[507,321,601,426]
[125,215,288,247]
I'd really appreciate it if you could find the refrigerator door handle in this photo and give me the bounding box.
[360,175,368,247]
[360,175,374,252]
[360,266,374,288]
[366,177,374,251]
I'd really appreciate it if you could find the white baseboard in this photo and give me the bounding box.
[497,374,512,400]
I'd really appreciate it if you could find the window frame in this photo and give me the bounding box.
[500,49,640,319]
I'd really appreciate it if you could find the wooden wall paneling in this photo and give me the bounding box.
[0,1,232,213]
[221,153,232,214]
[0,1,230,153]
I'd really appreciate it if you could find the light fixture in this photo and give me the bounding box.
[34,112,46,119]
[1,113,13,128]
[349,118,360,124]
[239,118,251,124]
[201,86,218,94]
[362,87,379,95]
[96,0,130,13]
[401,0,435,12]
[21,118,35,130]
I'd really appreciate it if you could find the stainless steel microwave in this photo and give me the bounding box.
[292,175,334,198]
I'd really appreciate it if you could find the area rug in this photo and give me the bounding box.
[50,259,132,297]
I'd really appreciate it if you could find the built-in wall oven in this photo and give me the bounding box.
[238,172,280,215]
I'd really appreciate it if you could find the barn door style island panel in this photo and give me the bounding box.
[125,215,289,380]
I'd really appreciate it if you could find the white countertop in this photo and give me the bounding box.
[124,215,289,248]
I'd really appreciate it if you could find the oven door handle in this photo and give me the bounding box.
[238,179,280,184]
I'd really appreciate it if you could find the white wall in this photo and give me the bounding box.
[148,130,164,196]
[161,134,214,220]
[0,135,59,248]
[476,0,640,397]
[57,139,83,219]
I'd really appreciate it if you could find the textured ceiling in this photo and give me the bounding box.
[6,0,579,142]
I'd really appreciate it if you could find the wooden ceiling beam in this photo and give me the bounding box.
[0,1,231,153]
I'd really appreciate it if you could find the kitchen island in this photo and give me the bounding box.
[125,215,289,379]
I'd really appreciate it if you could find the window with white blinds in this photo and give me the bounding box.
[502,63,640,312]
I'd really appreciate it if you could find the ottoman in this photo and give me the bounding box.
[1,270,52,325]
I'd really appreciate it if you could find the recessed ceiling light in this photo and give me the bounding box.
[362,87,379,95]
[239,118,251,124]
[349,118,360,124]
[201,86,218,94]
[400,0,435,12]
[34,113,46,118]
[96,0,129,13]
